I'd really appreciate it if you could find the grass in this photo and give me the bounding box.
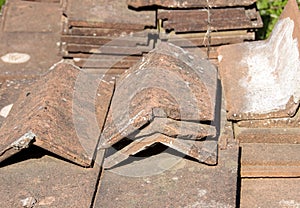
[256,0,300,39]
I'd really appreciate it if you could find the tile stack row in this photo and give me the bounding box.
[218,0,300,178]
[60,0,157,75]
[60,0,263,74]
[128,0,263,64]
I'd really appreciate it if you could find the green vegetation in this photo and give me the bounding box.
[256,0,300,39]
[0,0,5,10]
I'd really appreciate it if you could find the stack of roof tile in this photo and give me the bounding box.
[218,0,300,178]
[128,0,263,64]
[60,0,156,74]
[60,0,262,74]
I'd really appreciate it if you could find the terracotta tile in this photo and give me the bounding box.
[235,126,300,144]
[98,42,218,165]
[0,79,37,127]
[0,62,114,167]
[64,0,156,29]
[94,145,238,207]
[241,178,300,208]
[0,32,61,79]
[280,0,300,52]
[158,8,262,33]
[0,147,102,208]
[2,0,62,33]
[128,0,257,8]
[161,30,256,48]
[237,107,300,128]
[218,17,300,121]
[241,143,300,177]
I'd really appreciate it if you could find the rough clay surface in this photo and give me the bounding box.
[218,18,300,120]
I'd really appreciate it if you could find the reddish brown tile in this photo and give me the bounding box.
[0,62,114,167]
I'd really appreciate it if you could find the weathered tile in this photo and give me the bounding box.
[63,26,141,37]
[241,143,300,177]
[235,126,300,144]
[128,0,257,8]
[94,144,238,207]
[280,0,300,52]
[61,41,154,56]
[161,30,255,47]
[0,147,102,208]
[0,79,37,127]
[158,8,262,33]
[64,0,156,29]
[98,43,217,164]
[218,17,300,121]
[241,178,300,208]
[93,83,237,207]
[0,32,61,79]
[103,133,217,169]
[72,55,141,69]
[0,62,114,167]
[2,0,62,33]
[237,106,300,128]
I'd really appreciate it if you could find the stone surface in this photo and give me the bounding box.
[241,178,300,208]
[0,62,114,167]
[218,17,300,121]
[241,143,300,177]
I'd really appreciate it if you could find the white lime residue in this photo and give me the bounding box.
[1,52,30,64]
[239,18,300,114]
[279,199,300,207]
[0,104,13,118]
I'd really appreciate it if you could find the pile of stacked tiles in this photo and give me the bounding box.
[218,0,300,178]
[60,0,262,74]
[60,0,156,75]
[128,0,263,65]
